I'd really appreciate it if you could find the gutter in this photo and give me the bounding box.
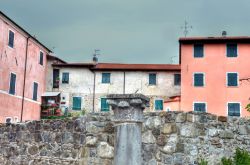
[92,71,96,113]
[20,36,30,122]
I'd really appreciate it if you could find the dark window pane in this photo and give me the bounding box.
[227,73,238,86]
[101,98,109,111]
[73,97,81,110]
[149,73,156,85]
[33,82,38,101]
[194,103,206,112]
[9,73,16,95]
[62,72,69,84]
[174,74,181,86]
[227,44,237,57]
[194,44,204,57]
[8,30,14,48]
[194,73,204,87]
[228,103,240,117]
[102,73,110,83]
[39,51,44,65]
[53,69,60,88]
[155,100,163,110]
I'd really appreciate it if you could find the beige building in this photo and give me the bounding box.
[46,57,181,113]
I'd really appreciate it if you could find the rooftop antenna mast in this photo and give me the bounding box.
[181,21,192,37]
[93,49,100,64]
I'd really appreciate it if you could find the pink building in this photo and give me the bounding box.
[0,11,51,123]
[180,36,250,117]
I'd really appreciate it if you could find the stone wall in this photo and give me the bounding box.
[0,112,250,165]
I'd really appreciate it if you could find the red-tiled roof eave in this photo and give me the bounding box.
[52,63,94,68]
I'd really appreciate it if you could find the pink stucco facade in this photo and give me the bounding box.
[180,37,250,117]
[0,13,50,123]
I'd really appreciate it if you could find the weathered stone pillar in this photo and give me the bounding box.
[107,94,149,165]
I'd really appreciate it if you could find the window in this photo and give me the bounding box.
[32,82,38,101]
[174,74,181,86]
[149,73,156,85]
[227,44,237,57]
[53,69,60,88]
[194,44,204,57]
[8,30,14,48]
[39,51,44,65]
[62,72,69,84]
[101,98,109,111]
[102,73,110,84]
[155,100,163,110]
[228,103,240,117]
[194,73,204,87]
[73,97,82,110]
[194,103,206,112]
[227,73,238,87]
[5,117,12,124]
[9,73,16,95]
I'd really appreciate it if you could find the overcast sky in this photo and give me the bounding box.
[1,0,250,64]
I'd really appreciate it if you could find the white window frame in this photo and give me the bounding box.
[226,72,239,87]
[193,102,207,112]
[14,116,19,123]
[148,73,157,86]
[154,98,164,111]
[227,102,241,117]
[226,43,238,58]
[193,44,205,58]
[193,72,205,87]
[8,29,15,49]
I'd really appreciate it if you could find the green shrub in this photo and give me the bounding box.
[198,158,208,165]
[234,148,250,165]
[221,157,233,165]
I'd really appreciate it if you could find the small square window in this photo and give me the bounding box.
[149,73,156,85]
[194,103,206,112]
[228,103,240,117]
[155,100,163,110]
[194,73,204,87]
[174,74,181,86]
[39,51,44,65]
[227,44,237,57]
[8,30,14,48]
[101,98,109,111]
[227,73,238,87]
[102,73,110,84]
[194,44,204,58]
[62,72,69,84]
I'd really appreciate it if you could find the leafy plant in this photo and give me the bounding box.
[233,148,250,165]
[246,104,250,113]
[221,157,233,165]
[198,158,208,165]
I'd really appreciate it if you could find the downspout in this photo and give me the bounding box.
[21,36,30,122]
[123,72,126,94]
[92,71,96,113]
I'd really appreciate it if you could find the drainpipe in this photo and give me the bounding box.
[123,72,126,94]
[92,71,96,113]
[20,36,30,122]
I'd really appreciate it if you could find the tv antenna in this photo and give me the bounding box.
[93,49,100,64]
[181,21,192,37]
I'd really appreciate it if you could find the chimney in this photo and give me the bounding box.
[222,31,227,37]
[92,49,100,65]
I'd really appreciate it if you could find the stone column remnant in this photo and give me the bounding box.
[107,94,149,165]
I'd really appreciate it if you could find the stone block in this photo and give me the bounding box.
[218,116,227,122]
[142,131,156,144]
[97,142,114,159]
[161,123,177,134]
[175,113,186,123]
[219,130,234,139]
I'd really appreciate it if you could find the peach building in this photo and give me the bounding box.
[0,11,51,123]
[180,36,250,117]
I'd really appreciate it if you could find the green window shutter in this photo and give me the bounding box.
[73,97,81,110]
[155,100,163,110]
[101,98,109,111]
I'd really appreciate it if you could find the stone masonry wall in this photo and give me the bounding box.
[0,112,250,165]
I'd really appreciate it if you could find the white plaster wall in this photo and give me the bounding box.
[45,60,54,91]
